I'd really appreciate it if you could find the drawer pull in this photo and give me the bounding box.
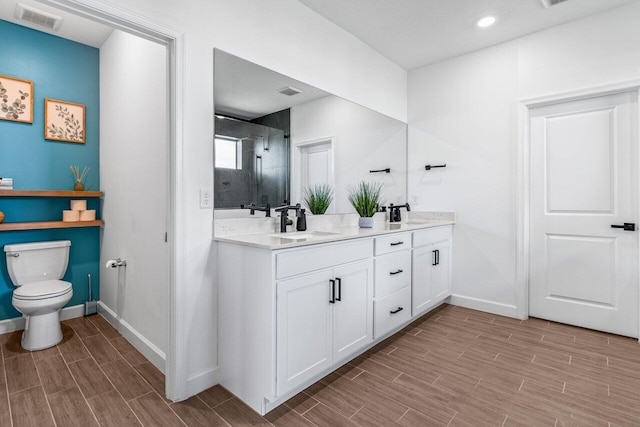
[389,269,403,276]
[390,307,404,314]
[390,241,404,246]
[335,277,342,302]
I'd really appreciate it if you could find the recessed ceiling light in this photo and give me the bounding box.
[476,16,497,28]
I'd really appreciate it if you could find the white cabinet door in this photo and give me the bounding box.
[332,260,373,363]
[276,270,334,396]
[412,245,435,316]
[412,242,450,317]
[431,243,450,301]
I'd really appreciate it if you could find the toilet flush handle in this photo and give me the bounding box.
[9,253,19,257]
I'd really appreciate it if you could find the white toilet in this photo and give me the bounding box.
[4,240,73,351]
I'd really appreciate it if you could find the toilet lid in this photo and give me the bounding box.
[14,280,72,300]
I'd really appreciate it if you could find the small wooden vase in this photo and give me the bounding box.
[73,181,85,191]
[0,210,5,224]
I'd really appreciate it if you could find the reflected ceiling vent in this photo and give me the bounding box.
[14,3,63,30]
[278,86,303,96]
[540,0,569,8]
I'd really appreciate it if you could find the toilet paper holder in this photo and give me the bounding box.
[105,258,127,269]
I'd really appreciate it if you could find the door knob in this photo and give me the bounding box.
[611,223,636,231]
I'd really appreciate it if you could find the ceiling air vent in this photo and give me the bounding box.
[14,3,63,30]
[278,86,303,96]
[540,0,569,8]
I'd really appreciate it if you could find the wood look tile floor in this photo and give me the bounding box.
[1,305,640,426]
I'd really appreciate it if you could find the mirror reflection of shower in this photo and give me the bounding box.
[214,113,290,209]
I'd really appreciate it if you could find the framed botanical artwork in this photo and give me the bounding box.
[0,74,34,123]
[44,98,85,143]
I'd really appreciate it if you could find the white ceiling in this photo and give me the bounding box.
[215,50,330,120]
[297,0,639,70]
[3,0,638,116]
[0,0,112,48]
[2,0,637,72]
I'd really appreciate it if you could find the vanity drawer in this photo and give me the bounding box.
[374,232,411,256]
[412,226,451,248]
[276,238,373,279]
[374,286,411,339]
[374,250,411,297]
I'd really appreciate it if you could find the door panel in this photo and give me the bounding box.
[529,91,638,337]
[332,260,373,362]
[412,246,434,316]
[431,244,450,301]
[276,270,333,395]
[545,234,616,306]
[546,108,614,213]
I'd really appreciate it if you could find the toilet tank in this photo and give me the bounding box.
[4,240,71,287]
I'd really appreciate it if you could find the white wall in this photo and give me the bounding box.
[408,2,640,317]
[100,30,169,368]
[291,96,407,213]
[93,0,407,399]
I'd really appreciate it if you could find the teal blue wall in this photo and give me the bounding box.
[0,20,100,320]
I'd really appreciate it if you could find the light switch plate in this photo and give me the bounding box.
[200,188,213,209]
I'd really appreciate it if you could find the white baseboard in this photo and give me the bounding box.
[187,367,219,397]
[97,302,166,373]
[0,304,85,335]
[448,294,518,318]
[61,304,86,321]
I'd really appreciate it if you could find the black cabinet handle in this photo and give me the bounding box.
[390,241,404,246]
[335,277,342,302]
[390,307,404,314]
[611,223,636,231]
[389,269,403,276]
[432,250,437,266]
[436,249,440,265]
[329,279,335,304]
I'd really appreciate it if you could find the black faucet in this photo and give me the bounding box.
[388,203,410,223]
[275,203,306,232]
[240,203,271,217]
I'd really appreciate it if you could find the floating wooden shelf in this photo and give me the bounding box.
[0,220,103,231]
[0,190,103,231]
[0,190,103,197]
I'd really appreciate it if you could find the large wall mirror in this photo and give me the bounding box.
[214,49,407,217]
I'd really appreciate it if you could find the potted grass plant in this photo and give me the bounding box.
[303,184,334,214]
[347,181,384,228]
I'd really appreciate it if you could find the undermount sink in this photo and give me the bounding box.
[270,230,339,240]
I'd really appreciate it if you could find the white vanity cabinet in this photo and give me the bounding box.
[217,222,453,416]
[412,225,453,317]
[276,258,372,395]
[218,238,373,415]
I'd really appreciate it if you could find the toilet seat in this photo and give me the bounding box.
[13,280,72,300]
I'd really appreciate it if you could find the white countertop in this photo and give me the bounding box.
[214,220,454,250]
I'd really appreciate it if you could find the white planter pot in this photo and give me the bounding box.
[358,217,374,228]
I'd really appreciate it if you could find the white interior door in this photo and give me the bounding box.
[529,91,639,337]
[293,139,334,211]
